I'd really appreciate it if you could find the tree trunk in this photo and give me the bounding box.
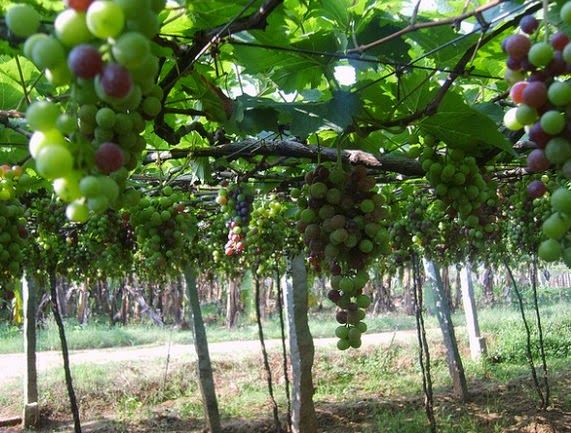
[184,267,221,433]
[460,264,486,360]
[454,265,462,310]
[49,271,82,433]
[226,277,240,328]
[373,271,395,314]
[22,273,39,428]
[423,259,468,401]
[402,266,415,315]
[482,266,495,305]
[285,254,317,433]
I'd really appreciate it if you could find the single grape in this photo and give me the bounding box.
[26,101,61,132]
[23,33,48,59]
[540,111,565,135]
[35,145,74,180]
[561,2,571,24]
[6,4,41,38]
[95,142,124,174]
[28,129,66,158]
[527,149,550,172]
[519,15,538,34]
[509,81,528,104]
[46,64,72,87]
[126,11,159,39]
[31,37,66,70]
[548,81,571,106]
[68,44,103,79]
[142,96,161,117]
[528,42,554,68]
[100,63,133,99]
[54,9,92,47]
[503,107,522,131]
[522,81,547,108]
[545,137,571,164]
[527,180,546,198]
[66,201,89,222]
[505,34,531,60]
[112,32,151,70]
[79,175,102,198]
[53,173,82,202]
[96,107,116,128]
[551,31,570,51]
[86,1,125,39]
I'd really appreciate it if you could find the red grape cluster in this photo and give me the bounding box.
[503,4,571,264]
[7,0,166,221]
[295,164,391,349]
[217,183,254,256]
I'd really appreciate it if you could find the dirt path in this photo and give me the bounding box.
[0,329,420,385]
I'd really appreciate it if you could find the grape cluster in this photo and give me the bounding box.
[130,187,196,278]
[502,3,571,264]
[295,163,390,350]
[420,139,499,237]
[0,200,27,288]
[72,210,135,279]
[216,183,254,256]
[0,165,27,201]
[7,0,166,221]
[246,197,298,274]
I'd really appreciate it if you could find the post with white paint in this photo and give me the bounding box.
[460,263,487,360]
[22,272,39,428]
[423,258,468,401]
[285,254,317,433]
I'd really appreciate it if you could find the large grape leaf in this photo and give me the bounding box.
[419,92,512,154]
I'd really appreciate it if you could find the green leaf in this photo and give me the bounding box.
[419,92,512,154]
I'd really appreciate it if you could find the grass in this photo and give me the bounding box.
[1,302,570,432]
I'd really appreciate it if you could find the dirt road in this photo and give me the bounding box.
[0,329,420,385]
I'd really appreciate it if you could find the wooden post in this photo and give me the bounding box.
[22,273,39,428]
[460,263,487,360]
[285,254,317,433]
[423,258,468,401]
[184,266,221,433]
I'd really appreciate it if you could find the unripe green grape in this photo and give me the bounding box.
[126,11,159,38]
[35,145,74,180]
[53,173,82,202]
[528,42,554,67]
[86,0,125,39]
[337,338,350,350]
[79,175,102,198]
[96,107,117,128]
[31,37,66,70]
[112,32,151,70]
[6,4,41,38]
[46,63,72,87]
[503,107,522,131]
[66,200,89,222]
[113,113,133,134]
[54,9,92,47]
[57,113,78,134]
[541,111,565,135]
[29,129,66,158]
[515,104,537,125]
[142,96,162,117]
[23,33,48,58]
[26,101,61,132]
[548,81,571,106]
[87,195,109,213]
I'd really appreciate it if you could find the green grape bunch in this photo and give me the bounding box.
[295,163,391,350]
[6,0,166,222]
[130,187,197,280]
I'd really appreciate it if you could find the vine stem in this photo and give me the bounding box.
[14,55,30,108]
[531,255,550,408]
[254,274,282,432]
[503,258,546,408]
[412,253,437,433]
